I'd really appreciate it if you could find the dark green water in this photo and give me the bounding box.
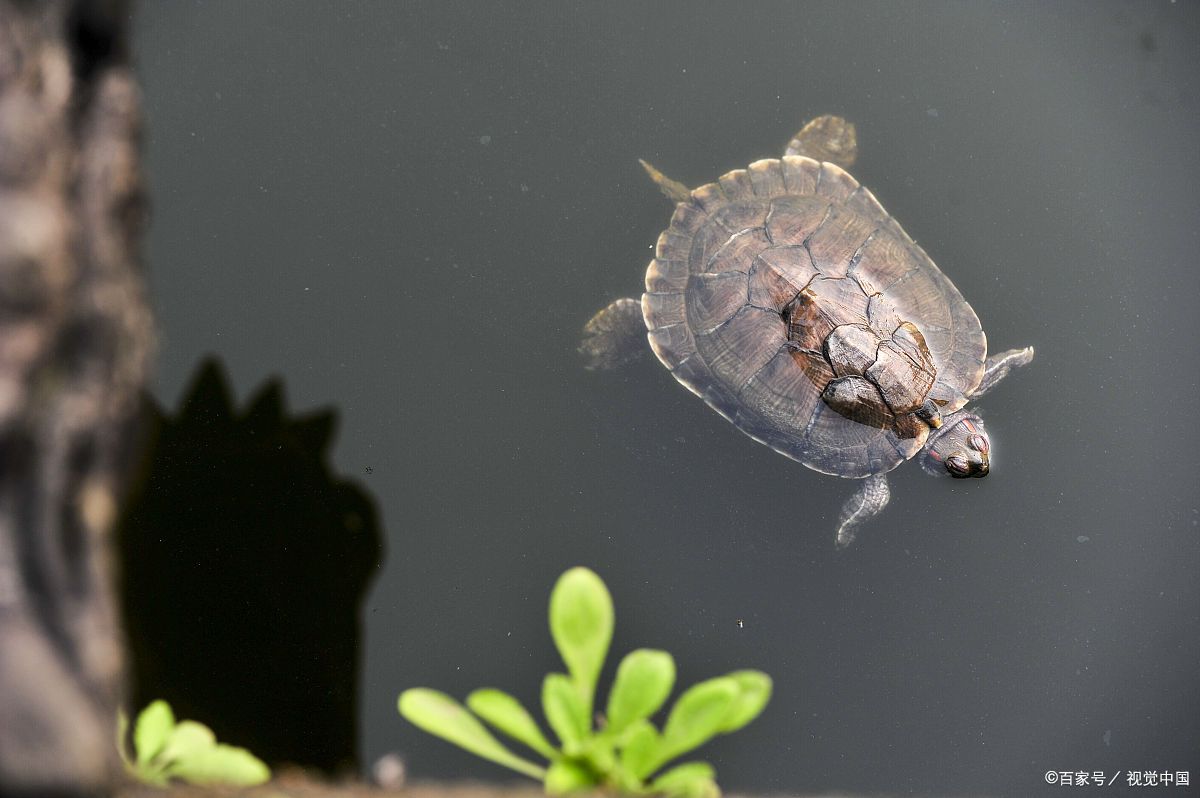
[133,3,1199,796]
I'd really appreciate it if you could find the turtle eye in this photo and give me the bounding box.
[968,433,989,454]
[946,456,970,476]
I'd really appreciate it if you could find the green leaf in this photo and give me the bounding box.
[656,677,739,765]
[618,719,663,780]
[399,689,546,780]
[132,762,169,787]
[158,720,217,767]
[467,688,558,759]
[580,735,615,776]
[119,708,167,785]
[124,701,273,788]
[717,670,772,733]
[165,744,271,786]
[116,709,133,770]
[650,760,715,785]
[666,775,719,798]
[548,567,613,716]
[133,700,175,765]
[542,673,589,755]
[544,758,597,794]
[608,760,646,794]
[606,649,675,735]
[650,761,718,798]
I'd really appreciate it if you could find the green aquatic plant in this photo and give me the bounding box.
[398,567,771,798]
[117,700,271,787]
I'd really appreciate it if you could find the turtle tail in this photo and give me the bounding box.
[638,159,692,203]
[579,298,646,370]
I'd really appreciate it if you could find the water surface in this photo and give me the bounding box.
[134,3,1200,795]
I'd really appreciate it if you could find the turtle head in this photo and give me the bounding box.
[919,410,990,478]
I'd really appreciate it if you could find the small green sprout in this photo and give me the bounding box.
[117,699,271,787]
[399,567,772,798]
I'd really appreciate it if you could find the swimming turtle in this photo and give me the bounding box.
[581,115,1034,546]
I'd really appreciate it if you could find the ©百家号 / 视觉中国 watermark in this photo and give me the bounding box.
[1044,770,1190,787]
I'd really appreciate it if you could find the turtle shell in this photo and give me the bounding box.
[640,156,986,478]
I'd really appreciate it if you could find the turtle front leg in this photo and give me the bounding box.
[973,346,1035,398]
[835,473,890,548]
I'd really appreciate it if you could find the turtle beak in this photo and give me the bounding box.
[974,454,990,477]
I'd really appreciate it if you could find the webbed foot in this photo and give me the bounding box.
[785,115,858,169]
[835,473,890,548]
[579,298,646,370]
[973,346,1035,398]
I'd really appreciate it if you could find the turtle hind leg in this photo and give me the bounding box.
[579,298,646,370]
[972,346,1035,398]
[785,115,858,169]
[835,473,890,548]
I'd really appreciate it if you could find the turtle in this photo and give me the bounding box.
[580,115,1034,547]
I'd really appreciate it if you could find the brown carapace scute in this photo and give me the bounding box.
[640,155,985,479]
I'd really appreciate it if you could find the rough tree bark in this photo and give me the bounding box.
[0,1,151,795]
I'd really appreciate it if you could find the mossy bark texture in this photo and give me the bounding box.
[0,1,151,794]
